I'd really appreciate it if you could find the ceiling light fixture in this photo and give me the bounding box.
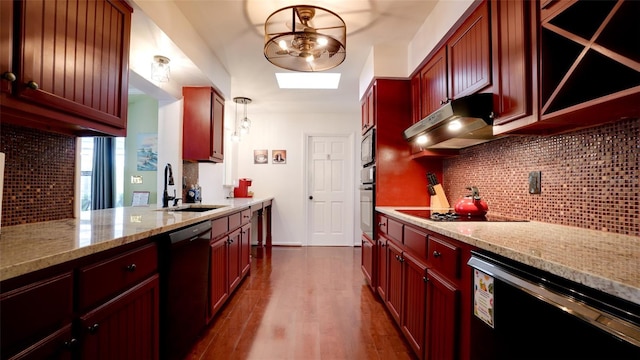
[151,55,170,82]
[233,97,252,141]
[264,5,346,72]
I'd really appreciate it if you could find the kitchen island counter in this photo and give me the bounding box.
[377,207,640,306]
[0,197,273,282]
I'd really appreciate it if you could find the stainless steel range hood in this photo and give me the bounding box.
[403,93,500,149]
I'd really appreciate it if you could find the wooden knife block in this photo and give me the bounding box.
[430,184,450,211]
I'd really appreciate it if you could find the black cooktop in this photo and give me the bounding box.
[396,209,528,222]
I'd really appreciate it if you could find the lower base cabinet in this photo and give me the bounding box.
[0,241,160,360]
[79,275,160,360]
[361,234,375,291]
[371,212,474,360]
[208,209,252,322]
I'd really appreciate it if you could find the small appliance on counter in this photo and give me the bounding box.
[454,186,489,217]
[233,178,253,198]
[186,184,202,203]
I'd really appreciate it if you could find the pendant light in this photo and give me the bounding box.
[151,55,171,82]
[264,5,346,72]
[233,97,252,141]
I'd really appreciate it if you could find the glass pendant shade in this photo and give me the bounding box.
[151,55,170,82]
[233,97,252,139]
[264,5,346,72]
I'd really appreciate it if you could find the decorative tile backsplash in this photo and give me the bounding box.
[0,124,76,226]
[443,118,639,236]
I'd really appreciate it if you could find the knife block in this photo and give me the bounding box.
[430,184,450,211]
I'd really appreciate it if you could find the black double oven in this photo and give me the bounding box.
[360,129,375,239]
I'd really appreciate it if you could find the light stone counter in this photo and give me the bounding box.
[377,207,640,306]
[0,197,273,282]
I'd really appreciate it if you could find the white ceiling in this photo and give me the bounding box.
[130,0,440,114]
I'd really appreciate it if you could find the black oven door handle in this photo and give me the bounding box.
[468,255,640,348]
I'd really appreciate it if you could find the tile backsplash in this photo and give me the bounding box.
[443,118,639,236]
[0,124,75,226]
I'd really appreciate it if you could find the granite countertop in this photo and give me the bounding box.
[0,197,273,282]
[377,207,640,306]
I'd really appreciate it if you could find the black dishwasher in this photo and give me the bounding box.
[467,251,640,359]
[160,221,211,360]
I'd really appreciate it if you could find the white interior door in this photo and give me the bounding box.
[307,135,353,246]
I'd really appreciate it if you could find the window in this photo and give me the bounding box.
[79,137,125,210]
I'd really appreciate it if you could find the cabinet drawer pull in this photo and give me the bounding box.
[26,80,39,90]
[1,72,16,82]
[125,263,137,272]
[88,323,100,334]
[378,223,386,227]
[432,251,442,258]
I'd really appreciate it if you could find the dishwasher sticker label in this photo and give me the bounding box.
[473,269,495,328]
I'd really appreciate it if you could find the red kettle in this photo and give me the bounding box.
[454,186,489,217]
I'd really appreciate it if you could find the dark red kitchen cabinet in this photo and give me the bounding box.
[494,0,640,135]
[401,251,427,359]
[240,223,251,277]
[79,275,160,360]
[209,236,229,321]
[361,234,376,291]
[386,240,403,325]
[425,270,460,360]
[0,272,74,359]
[1,0,132,136]
[0,0,13,94]
[228,228,242,294]
[490,0,537,127]
[183,87,225,162]
[361,85,375,134]
[376,236,388,301]
[420,47,448,119]
[447,0,491,99]
[410,74,421,124]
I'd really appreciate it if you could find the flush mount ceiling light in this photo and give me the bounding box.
[151,55,170,82]
[233,97,252,141]
[264,5,346,72]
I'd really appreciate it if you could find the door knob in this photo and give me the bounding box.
[309,196,313,200]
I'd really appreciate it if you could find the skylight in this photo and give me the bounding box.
[275,73,341,89]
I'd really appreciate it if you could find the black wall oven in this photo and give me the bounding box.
[468,251,640,359]
[361,129,375,167]
[360,165,375,239]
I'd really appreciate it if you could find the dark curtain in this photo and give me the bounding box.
[91,137,116,210]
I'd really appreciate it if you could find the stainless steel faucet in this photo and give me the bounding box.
[162,163,175,208]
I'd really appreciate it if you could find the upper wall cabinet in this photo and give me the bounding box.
[494,0,640,135]
[361,85,375,134]
[0,0,132,137]
[183,87,225,163]
[412,1,491,125]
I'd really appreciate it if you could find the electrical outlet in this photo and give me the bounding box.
[131,175,143,184]
[528,171,541,194]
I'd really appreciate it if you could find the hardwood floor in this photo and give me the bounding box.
[184,246,416,360]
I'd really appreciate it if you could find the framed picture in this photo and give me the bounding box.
[136,133,158,171]
[254,149,268,164]
[272,150,286,164]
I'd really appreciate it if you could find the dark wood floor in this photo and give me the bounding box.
[184,246,416,360]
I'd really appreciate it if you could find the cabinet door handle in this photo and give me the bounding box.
[26,80,39,90]
[64,338,78,349]
[378,223,386,227]
[125,263,137,272]
[432,251,441,258]
[1,72,16,82]
[88,323,100,334]
[423,276,428,283]
[439,98,450,105]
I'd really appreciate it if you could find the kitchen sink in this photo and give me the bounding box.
[163,205,229,212]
